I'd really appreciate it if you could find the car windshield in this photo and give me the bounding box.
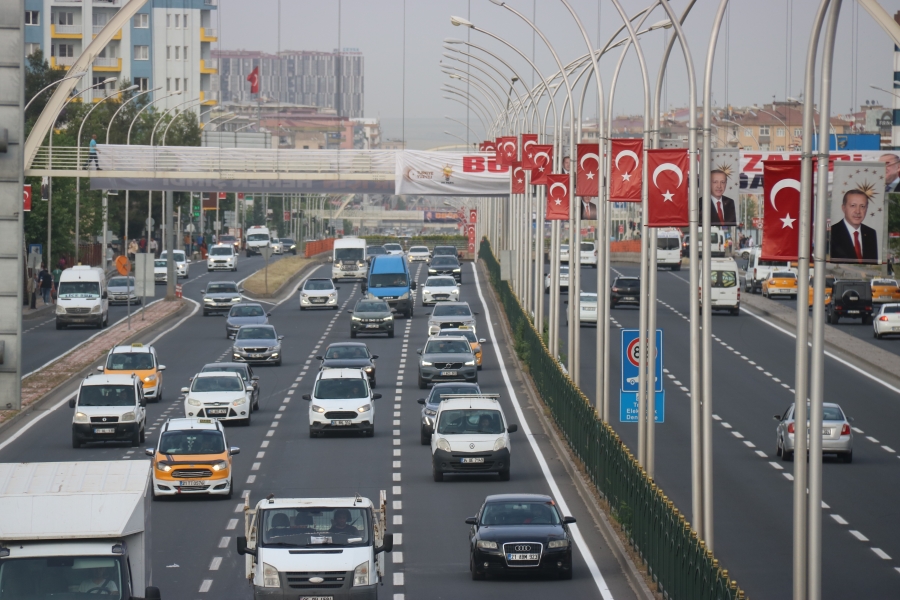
[0,556,124,599]
[230,305,265,317]
[162,252,185,262]
[425,339,470,354]
[615,278,639,288]
[325,346,369,359]
[439,329,476,342]
[436,409,504,434]
[480,501,561,526]
[261,507,370,547]
[431,257,458,267]
[369,273,407,288]
[219,236,236,243]
[561,245,569,252]
[823,406,845,421]
[107,352,154,370]
[433,305,472,317]
[581,243,595,252]
[58,281,100,298]
[79,385,134,407]
[154,260,167,268]
[335,248,364,261]
[314,378,368,399]
[207,283,238,293]
[201,365,249,382]
[426,277,456,287]
[247,233,269,242]
[367,246,387,255]
[581,293,598,303]
[108,277,134,287]
[874,279,898,287]
[657,237,680,250]
[191,376,244,393]
[410,246,428,253]
[281,239,295,245]
[773,272,796,279]
[712,270,737,288]
[305,279,334,291]
[427,385,480,403]
[356,301,389,313]
[210,247,234,256]
[158,430,226,455]
[560,266,570,273]
[434,247,456,255]
[384,244,402,251]
[237,327,276,340]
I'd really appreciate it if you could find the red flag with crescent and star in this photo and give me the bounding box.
[646,149,689,227]
[511,161,525,194]
[495,137,517,167]
[529,145,554,185]
[761,161,804,261]
[479,140,496,153]
[576,143,601,197]
[247,66,260,94]
[545,174,570,221]
[521,134,539,169]
[610,138,643,202]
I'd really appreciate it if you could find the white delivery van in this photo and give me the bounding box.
[745,248,794,294]
[656,229,683,270]
[580,241,598,268]
[70,372,146,448]
[55,266,109,330]
[245,225,271,257]
[700,257,741,315]
[160,249,190,279]
[0,461,161,599]
[696,226,726,257]
[333,237,368,281]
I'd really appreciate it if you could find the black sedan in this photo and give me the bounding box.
[416,382,481,444]
[429,255,463,283]
[279,238,297,255]
[316,342,378,387]
[467,493,575,581]
[610,276,640,308]
[349,299,395,338]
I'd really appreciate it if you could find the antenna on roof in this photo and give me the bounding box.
[266,493,275,504]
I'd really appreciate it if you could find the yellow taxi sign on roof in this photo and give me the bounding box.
[131,343,144,348]
[198,419,213,424]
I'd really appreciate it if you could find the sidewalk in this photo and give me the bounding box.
[22,302,55,321]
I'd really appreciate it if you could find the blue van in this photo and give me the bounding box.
[364,255,416,317]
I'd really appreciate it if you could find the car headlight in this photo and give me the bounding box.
[357,403,372,413]
[301,293,309,298]
[155,462,172,473]
[56,305,66,315]
[329,293,336,298]
[74,412,89,423]
[352,315,363,321]
[204,297,215,304]
[143,374,157,383]
[353,561,369,587]
[232,396,247,406]
[453,268,461,272]
[548,539,570,549]
[382,316,393,322]
[232,297,241,302]
[90,304,101,314]
[262,562,280,588]
[424,408,437,416]
[436,438,451,452]
[272,344,282,353]
[120,412,135,423]
[187,398,200,406]
[421,361,433,367]
[493,437,507,451]
[476,540,498,550]
[232,346,241,354]
[400,291,410,300]
[364,367,374,372]
[311,404,326,413]
[211,460,229,472]
[465,360,475,366]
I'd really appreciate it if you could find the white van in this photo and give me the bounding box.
[332,237,368,280]
[656,229,682,270]
[245,225,271,257]
[55,266,109,329]
[160,249,190,278]
[207,243,238,271]
[745,248,794,294]
[697,227,726,257]
[580,241,598,268]
[701,257,741,315]
[70,373,146,448]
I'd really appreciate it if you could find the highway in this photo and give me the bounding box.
[0,258,638,600]
[549,259,900,599]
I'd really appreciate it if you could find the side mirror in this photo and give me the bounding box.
[236,536,256,557]
[507,424,518,433]
[96,366,104,372]
[479,339,486,344]
[158,365,166,371]
[144,448,154,456]
[371,355,379,360]
[376,533,394,554]
[200,290,206,295]
[416,349,422,355]
[773,414,781,421]
[101,291,108,299]
[140,398,147,407]
[474,312,479,315]
[267,313,272,317]
[251,375,260,381]
[346,310,354,314]
[563,516,577,524]
[302,394,311,400]
[417,399,426,405]
[144,586,162,600]
[181,387,190,393]
[69,397,76,408]
[316,356,324,361]
[230,446,240,455]
[277,335,285,341]
[465,517,477,525]
[373,393,382,400]
[335,286,341,290]
[849,417,855,422]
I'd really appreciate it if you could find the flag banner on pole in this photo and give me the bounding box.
[610,138,643,202]
[511,161,525,194]
[479,140,496,153]
[576,143,601,197]
[829,160,885,264]
[761,161,804,261]
[521,134,539,169]
[545,174,570,221]
[495,136,517,167]
[710,148,741,226]
[530,145,554,185]
[647,149,689,227]
[247,67,260,94]
[395,150,508,196]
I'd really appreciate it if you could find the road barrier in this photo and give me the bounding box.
[479,239,745,600]
[304,238,335,258]
[610,240,642,253]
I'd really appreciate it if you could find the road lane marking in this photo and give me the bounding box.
[873,548,892,560]
[731,432,744,439]
[867,436,880,443]
[393,485,401,495]
[744,441,756,448]
[226,519,238,530]
[209,557,222,570]
[783,473,794,481]
[850,530,869,541]
[393,573,404,586]
[755,451,768,458]
[246,475,256,484]
[199,580,212,593]
[769,462,784,470]
[831,515,848,525]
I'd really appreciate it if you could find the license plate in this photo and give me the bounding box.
[507,553,540,561]
[440,370,457,376]
[366,324,380,329]
[249,353,264,358]
[312,298,325,303]
[331,420,352,426]
[823,428,832,436]
[623,297,635,301]
[179,480,205,487]
[847,310,859,314]
[893,327,900,331]
[584,307,596,311]
[880,295,892,299]
[93,428,115,434]
[461,457,484,463]
[300,597,334,600]
[206,409,228,416]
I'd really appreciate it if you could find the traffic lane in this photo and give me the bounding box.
[400,263,637,600]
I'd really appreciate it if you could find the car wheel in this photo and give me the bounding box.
[477,364,482,371]
[388,330,395,338]
[253,398,260,411]
[782,446,794,462]
[371,378,376,388]
[56,321,65,330]
[232,267,237,272]
[842,450,853,463]
[776,439,782,457]
[139,426,146,444]
[276,359,282,367]
[72,433,81,449]
[365,427,374,438]
[498,467,510,481]
[791,294,797,300]
[130,427,140,447]
[418,375,427,389]
[832,314,840,325]
[558,559,573,580]
[300,306,306,311]
[309,428,318,438]
[203,311,209,317]
[242,411,251,426]
[470,554,485,581]
[432,464,444,482]
[875,330,881,339]
[350,330,357,338]
[420,428,431,445]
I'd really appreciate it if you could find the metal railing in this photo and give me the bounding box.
[478,239,746,600]
[54,24,81,35]
[92,56,119,67]
[201,27,217,38]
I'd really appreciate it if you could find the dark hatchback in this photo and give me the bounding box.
[349,299,395,338]
[467,493,575,580]
[416,382,481,444]
[610,276,640,308]
[317,342,378,387]
[366,245,388,264]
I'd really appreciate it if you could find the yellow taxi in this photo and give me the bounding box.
[146,418,238,499]
[101,343,166,401]
[437,327,486,370]
[762,270,798,299]
[808,275,835,307]
[871,278,900,304]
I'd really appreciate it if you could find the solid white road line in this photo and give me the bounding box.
[471,263,614,600]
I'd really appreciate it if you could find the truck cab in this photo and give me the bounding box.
[237,493,393,600]
[332,238,368,281]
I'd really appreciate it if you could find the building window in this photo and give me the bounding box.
[760,144,770,151]
[776,146,785,151]
[25,43,40,56]
[183,46,188,60]
[174,46,179,60]
[166,77,171,92]
[183,78,188,91]
[92,12,109,27]
[759,125,770,136]
[174,14,180,28]
[134,13,149,28]
[25,10,39,25]
[744,128,752,137]
[175,78,180,91]
[135,77,149,91]
[54,12,74,25]
[134,45,149,60]
[166,14,171,28]
[794,128,802,137]
[51,44,74,58]
[183,14,188,28]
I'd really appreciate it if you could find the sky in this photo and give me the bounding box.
[217,0,897,149]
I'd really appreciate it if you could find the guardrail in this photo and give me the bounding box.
[304,238,334,258]
[478,239,746,600]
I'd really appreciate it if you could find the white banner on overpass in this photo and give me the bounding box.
[395,151,510,196]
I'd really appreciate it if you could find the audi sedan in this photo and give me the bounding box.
[467,493,575,580]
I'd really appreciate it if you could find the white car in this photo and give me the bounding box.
[182,371,252,425]
[560,244,570,263]
[873,303,900,339]
[70,373,146,448]
[207,243,238,271]
[303,368,381,437]
[160,249,190,279]
[431,395,517,481]
[580,241,598,268]
[383,243,405,256]
[545,265,570,293]
[300,277,339,310]
[407,246,431,262]
[578,292,598,325]
[271,239,284,255]
[153,259,168,284]
[421,275,460,306]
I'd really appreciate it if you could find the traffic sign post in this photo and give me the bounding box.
[620,329,664,423]
[620,391,665,423]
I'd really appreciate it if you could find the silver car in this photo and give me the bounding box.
[421,276,459,307]
[108,276,140,305]
[427,302,477,336]
[775,402,853,463]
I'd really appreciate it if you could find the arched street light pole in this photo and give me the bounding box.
[24,71,87,114]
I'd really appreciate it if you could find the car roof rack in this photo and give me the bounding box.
[439,394,501,400]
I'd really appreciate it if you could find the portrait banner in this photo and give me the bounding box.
[829,161,885,264]
[709,148,741,226]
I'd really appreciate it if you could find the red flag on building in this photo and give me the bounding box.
[521,134,539,169]
[23,185,32,212]
[761,161,804,261]
[530,145,554,185]
[576,143,601,197]
[646,149,689,227]
[495,136,517,167]
[511,162,526,194]
[609,138,643,202]
[247,66,260,94]
[545,173,570,221]
[479,140,496,153]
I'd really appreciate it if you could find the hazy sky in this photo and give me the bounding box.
[217,0,896,147]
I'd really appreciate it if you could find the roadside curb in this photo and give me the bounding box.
[22,305,55,321]
[476,260,657,600]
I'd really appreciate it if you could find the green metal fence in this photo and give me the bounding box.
[479,239,745,600]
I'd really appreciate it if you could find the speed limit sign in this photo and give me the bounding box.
[621,329,663,393]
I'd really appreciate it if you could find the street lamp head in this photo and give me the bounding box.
[450,16,473,28]
[123,84,140,92]
[488,0,505,5]
[511,77,519,83]
[102,77,117,84]
[649,19,673,30]
[443,38,465,45]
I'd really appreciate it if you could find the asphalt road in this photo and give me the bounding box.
[0,259,639,600]
[547,259,900,599]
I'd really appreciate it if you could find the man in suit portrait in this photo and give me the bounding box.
[881,154,900,193]
[580,198,598,220]
[701,170,737,226]
[830,189,878,263]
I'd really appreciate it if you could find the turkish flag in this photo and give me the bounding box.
[761,161,804,261]
[511,161,526,194]
[495,136,517,167]
[521,134,539,169]
[646,149,689,227]
[23,185,32,212]
[479,140,496,153]
[576,143,600,197]
[530,145,554,185]
[610,138,643,202]
[247,66,260,94]
[545,174,570,221]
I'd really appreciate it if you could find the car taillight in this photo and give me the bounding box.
[787,422,795,434]
[753,268,758,279]
[880,315,890,321]
[611,287,618,292]
[841,423,851,436]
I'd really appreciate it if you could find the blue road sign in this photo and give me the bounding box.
[619,390,665,423]
[621,329,663,392]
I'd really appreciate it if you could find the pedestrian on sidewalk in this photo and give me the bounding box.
[84,134,100,170]
[128,239,138,261]
[150,237,158,257]
[888,255,895,277]
[38,263,53,305]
